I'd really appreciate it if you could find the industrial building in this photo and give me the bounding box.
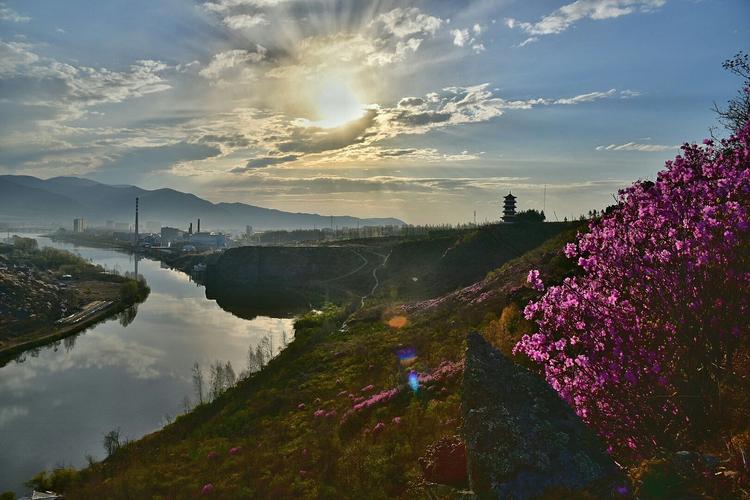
[73,218,87,233]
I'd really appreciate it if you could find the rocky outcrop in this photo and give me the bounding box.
[462,332,624,499]
[419,435,469,488]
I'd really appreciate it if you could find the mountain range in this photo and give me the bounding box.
[0,175,405,231]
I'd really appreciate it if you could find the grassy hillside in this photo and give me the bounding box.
[26,227,582,498]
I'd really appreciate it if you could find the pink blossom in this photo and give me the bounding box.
[527,269,545,291]
[515,122,750,457]
[229,446,241,455]
[201,483,214,495]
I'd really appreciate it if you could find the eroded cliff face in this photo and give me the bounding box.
[203,246,383,318]
[208,246,363,285]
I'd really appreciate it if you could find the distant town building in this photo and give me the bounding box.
[246,225,253,236]
[142,233,161,247]
[73,218,87,233]
[502,192,517,223]
[189,232,227,249]
[160,226,184,246]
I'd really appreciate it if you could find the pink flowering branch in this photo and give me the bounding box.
[516,120,750,458]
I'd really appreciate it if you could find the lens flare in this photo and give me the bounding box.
[397,347,417,366]
[408,372,419,392]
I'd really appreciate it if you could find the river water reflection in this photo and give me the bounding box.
[0,236,294,494]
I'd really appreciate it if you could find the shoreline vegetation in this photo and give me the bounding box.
[0,236,150,364]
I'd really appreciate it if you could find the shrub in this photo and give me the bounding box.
[483,303,534,358]
[516,122,750,458]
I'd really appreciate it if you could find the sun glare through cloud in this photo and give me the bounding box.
[309,76,366,128]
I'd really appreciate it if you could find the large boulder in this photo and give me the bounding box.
[462,332,625,499]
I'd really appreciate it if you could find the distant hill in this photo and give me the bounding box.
[0,175,405,231]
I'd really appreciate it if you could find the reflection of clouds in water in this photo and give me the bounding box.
[247,316,296,341]
[143,293,294,341]
[0,333,164,392]
[65,333,163,378]
[0,405,29,428]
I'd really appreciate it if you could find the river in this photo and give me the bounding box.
[0,236,295,495]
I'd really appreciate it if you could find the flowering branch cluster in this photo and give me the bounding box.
[515,122,750,457]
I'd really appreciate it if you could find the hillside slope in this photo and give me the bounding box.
[34,228,581,498]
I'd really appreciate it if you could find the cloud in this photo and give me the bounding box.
[506,0,666,43]
[221,82,632,174]
[450,24,486,53]
[0,3,29,23]
[0,405,29,428]
[197,133,251,149]
[91,141,222,181]
[0,41,40,75]
[373,7,443,38]
[235,154,298,171]
[0,41,171,128]
[595,142,677,152]
[217,173,530,195]
[277,109,378,154]
[202,0,290,13]
[199,46,267,80]
[451,28,469,47]
[223,13,269,29]
[554,88,617,104]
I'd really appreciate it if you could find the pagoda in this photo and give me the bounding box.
[502,192,517,222]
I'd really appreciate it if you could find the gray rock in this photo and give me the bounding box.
[462,332,625,499]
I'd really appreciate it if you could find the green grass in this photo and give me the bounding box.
[27,226,584,498]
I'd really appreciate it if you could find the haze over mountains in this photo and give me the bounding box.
[0,175,405,231]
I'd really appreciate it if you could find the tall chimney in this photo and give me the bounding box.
[197,218,201,233]
[189,222,193,235]
[134,197,139,246]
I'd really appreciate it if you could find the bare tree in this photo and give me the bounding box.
[224,361,236,388]
[247,345,261,374]
[713,51,750,134]
[182,395,192,414]
[103,428,121,457]
[192,362,205,405]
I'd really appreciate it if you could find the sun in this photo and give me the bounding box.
[311,76,365,128]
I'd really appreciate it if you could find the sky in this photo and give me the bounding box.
[0,0,747,224]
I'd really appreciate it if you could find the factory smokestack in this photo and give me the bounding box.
[134,197,139,246]
[189,222,193,235]
[197,218,201,233]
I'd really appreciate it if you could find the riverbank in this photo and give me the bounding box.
[0,236,150,363]
[0,295,133,364]
[0,234,292,497]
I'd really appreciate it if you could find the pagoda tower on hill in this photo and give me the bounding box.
[502,192,517,223]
